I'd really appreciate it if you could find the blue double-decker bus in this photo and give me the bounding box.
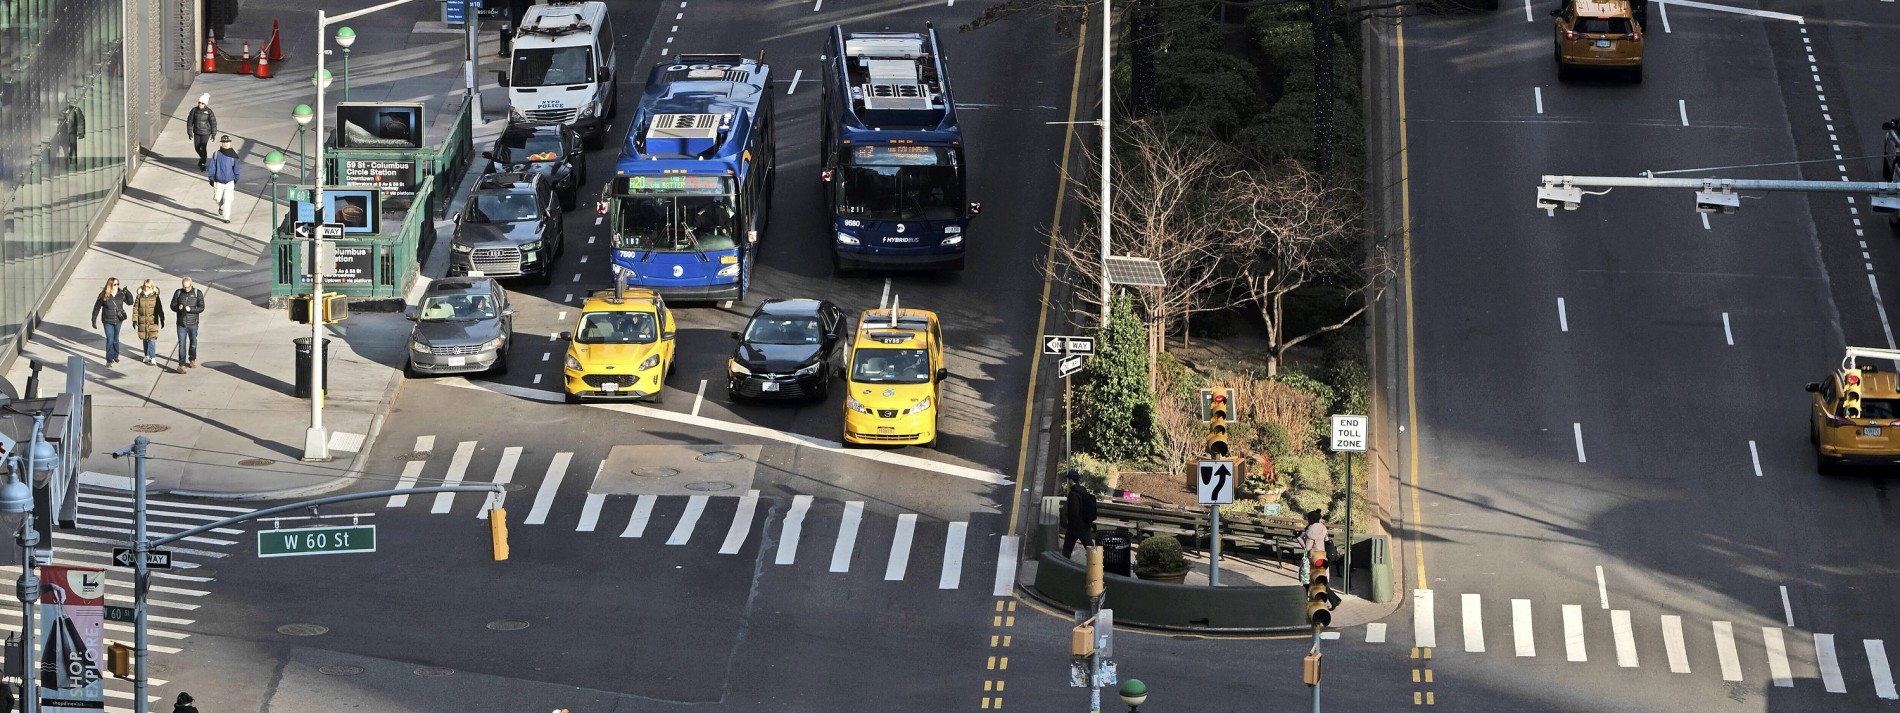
[821,24,978,274]
[601,54,775,305]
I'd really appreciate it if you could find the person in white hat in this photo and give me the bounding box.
[187,94,218,170]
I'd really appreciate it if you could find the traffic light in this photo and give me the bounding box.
[489,507,510,561]
[290,292,349,324]
[1205,391,1231,458]
[106,642,131,679]
[1844,368,1865,419]
[1305,569,1335,629]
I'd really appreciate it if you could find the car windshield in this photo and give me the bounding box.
[511,46,593,87]
[418,294,499,322]
[612,195,738,252]
[836,146,965,222]
[743,316,822,346]
[575,311,657,344]
[496,134,565,164]
[467,193,539,222]
[850,348,932,384]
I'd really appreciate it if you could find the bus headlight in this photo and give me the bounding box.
[940,235,963,246]
[835,232,860,246]
[716,263,740,278]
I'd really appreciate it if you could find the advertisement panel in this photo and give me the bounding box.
[335,102,425,150]
[38,565,106,709]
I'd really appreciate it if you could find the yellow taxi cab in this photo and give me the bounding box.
[561,288,676,404]
[1552,0,1644,82]
[1806,347,1900,472]
[842,302,947,448]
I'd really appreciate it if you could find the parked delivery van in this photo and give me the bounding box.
[501,1,619,149]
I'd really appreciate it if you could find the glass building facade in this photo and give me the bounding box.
[0,0,127,368]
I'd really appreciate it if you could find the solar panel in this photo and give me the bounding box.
[1104,256,1166,287]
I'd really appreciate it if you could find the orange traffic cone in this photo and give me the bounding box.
[267,19,285,62]
[202,31,217,73]
[255,52,273,79]
[239,41,252,75]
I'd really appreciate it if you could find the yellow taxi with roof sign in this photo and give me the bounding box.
[842,302,946,448]
[1552,0,1645,82]
[561,288,676,404]
[1808,347,1900,473]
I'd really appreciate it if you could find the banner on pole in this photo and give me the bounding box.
[38,564,106,709]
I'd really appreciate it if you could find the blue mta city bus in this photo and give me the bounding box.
[601,54,775,305]
[821,24,979,274]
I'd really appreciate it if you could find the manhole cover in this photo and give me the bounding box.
[486,619,530,631]
[238,458,276,467]
[684,481,735,492]
[397,450,433,462]
[277,624,329,637]
[631,467,680,478]
[414,667,455,677]
[695,450,745,463]
[130,424,170,433]
[318,665,364,676]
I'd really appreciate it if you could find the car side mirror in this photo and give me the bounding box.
[495,71,509,88]
[730,331,742,340]
[453,213,462,224]
[1806,382,1822,393]
[559,331,572,340]
[502,309,515,317]
[481,151,494,160]
[936,367,949,382]
[404,311,418,321]
[663,331,676,340]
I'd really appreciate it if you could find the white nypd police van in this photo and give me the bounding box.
[500,1,619,149]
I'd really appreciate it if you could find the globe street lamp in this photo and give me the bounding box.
[1118,679,1148,712]
[291,103,314,184]
[334,27,356,102]
[5,412,61,713]
[264,150,287,234]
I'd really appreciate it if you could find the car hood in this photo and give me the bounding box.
[848,382,933,409]
[733,342,822,373]
[456,220,541,246]
[569,342,664,370]
[413,319,504,345]
[492,160,567,183]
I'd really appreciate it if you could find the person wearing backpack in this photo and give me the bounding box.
[1061,469,1098,558]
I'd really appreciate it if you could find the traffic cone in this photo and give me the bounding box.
[255,52,272,79]
[202,31,217,73]
[239,41,252,75]
[267,19,286,61]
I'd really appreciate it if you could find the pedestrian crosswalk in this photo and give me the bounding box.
[380,437,1000,591]
[1399,589,1900,700]
[0,490,247,713]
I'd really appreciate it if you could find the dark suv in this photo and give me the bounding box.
[727,299,847,401]
[483,123,587,210]
[449,172,565,284]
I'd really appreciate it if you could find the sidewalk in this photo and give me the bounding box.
[2,3,511,499]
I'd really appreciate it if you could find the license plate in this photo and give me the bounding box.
[466,270,485,277]
[446,356,467,367]
[1865,427,1883,436]
[1594,40,1611,48]
[761,381,779,392]
[602,383,618,392]
[877,426,894,434]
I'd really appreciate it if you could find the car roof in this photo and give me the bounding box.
[1571,0,1630,17]
[853,308,937,349]
[1844,369,1900,399]
[580,288,662,313]
[755,299,826,317]
[424,277,500,296]
[475,172,542,191]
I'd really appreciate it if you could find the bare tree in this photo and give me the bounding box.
[1048,120,1236,349]
[1221,160,1391,375]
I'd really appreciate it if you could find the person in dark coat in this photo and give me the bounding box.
[186,94,217,170]
[170,277,206,373]
[1061,469,1098,558]
[172,691,199,713]
[89,277,133,366]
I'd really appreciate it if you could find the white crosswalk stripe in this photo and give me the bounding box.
[1764,627,1794,687]
[388,435,434,507]
[577,492,607,532]
[719,490,761,554]
[430,440,476,513]
[1816,633,1846,693]
[478,446,523,520]
[1662,615,1690,673]
[1463,593,1485,653]
[776,495,812,565]
[524,452,571,525]
[1563,605,1586,662]
[1512,599,1534,657]
[885,513,917,581]
[939,521,967,589]
[1713,621,1743,682]
[831,501,863,573]
[1413,589,1436,649]
[667,495,708,545]
[1611,610,1638,668]
[1867,639,1899,699]
[621,495,656,538]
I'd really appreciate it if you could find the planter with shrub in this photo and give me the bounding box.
[1134,533,1190,583]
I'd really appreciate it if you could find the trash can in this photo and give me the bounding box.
[1097,529,1133,577]
[292,337,333,399]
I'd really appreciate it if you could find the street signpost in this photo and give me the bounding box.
[256,525,377,558]
[109,547,171,569]
[1198,459,1236,586]
[1329,414,1368,594]
[1042,335,1096,356]
[104,606,134,624]
[1056,354,1086,378]
[1048,336,1093,459]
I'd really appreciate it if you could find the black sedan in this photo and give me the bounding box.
[727,299,847,401]
[482,123,586,210]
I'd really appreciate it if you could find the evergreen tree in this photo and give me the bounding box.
[1075,292,1159,462]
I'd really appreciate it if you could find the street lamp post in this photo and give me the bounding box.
[335,27,356,102]
[1098,0,1113,328]
[264,151,286,235]
[291,103,314,184]
[4,413,62,713]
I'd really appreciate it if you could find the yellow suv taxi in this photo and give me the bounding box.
[1806,347,1900,472]
[1552,0,1644,82]
[561,288,676,404]
[842,304,947,448]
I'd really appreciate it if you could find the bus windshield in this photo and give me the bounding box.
[511,47,594,87]
[613,195,738,252]
[836,145,965,222]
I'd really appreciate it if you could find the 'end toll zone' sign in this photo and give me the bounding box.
[1329,415,1368,452]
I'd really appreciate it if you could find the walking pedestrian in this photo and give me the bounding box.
[172,691,199,713]
[88,277,132,366]
[170,277,206,373]
[131,279,166,366]
[1060,469,1098,559]
[206,135,241,223]
[1298,509,1330,585]
[186,94,217,170]
[499,0,536,57]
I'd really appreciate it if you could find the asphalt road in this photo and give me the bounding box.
[1388,0,1900,710]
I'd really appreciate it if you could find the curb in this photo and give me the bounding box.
[166,413,384,501]
[1017,580,1314,638]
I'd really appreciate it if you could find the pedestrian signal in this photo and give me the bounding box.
[289,292,349,324]
[490,507,510,561]
[1844,368,1865,419]
[1205,391,1232,458]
